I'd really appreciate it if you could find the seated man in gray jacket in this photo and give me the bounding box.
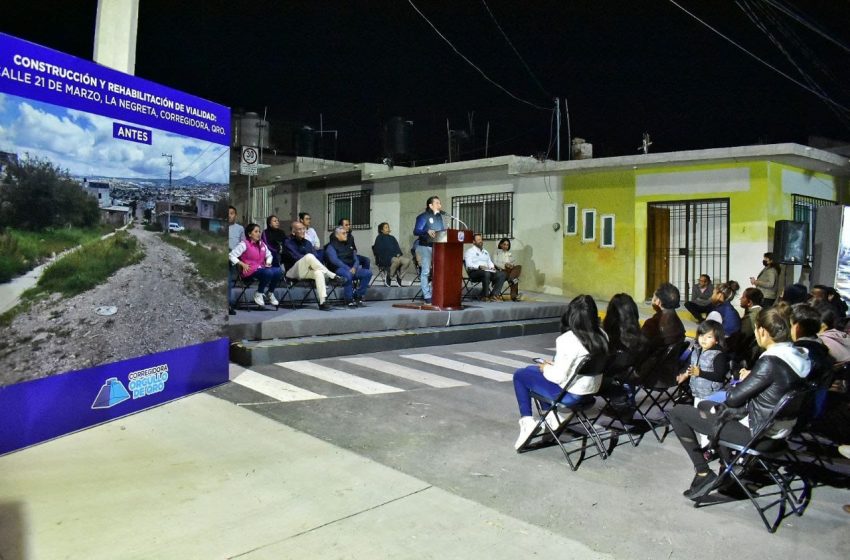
[684,274,714,322]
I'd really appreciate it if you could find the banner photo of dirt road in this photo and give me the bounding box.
[0,33,231,453]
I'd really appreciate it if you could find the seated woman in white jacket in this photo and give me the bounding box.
[512,294,609,449]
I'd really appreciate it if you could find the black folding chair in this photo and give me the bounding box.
[693,388,813,533]
[232,275,259,310]
[633,340,691,442]
[592,348,646,447]
[517,353,610,471]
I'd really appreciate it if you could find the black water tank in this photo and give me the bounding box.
[383,117,413,157]
[295,126,316,157]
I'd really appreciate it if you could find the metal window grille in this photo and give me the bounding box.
[647,199,729,301]
[793,194,836,265]
[252,185,274,225]
[327,190,371,230]
[451,192,513,239]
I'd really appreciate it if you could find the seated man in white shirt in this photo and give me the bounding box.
[464,233,507,301]
[299,212,322,251]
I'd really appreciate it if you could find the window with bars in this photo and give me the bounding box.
[451,192,513,239]
[793,194,836,264]
[327,190,371,230]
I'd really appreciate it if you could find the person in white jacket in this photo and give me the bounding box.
[512,295,609,449]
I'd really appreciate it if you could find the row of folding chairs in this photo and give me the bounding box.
[231,275,339,310]
[515,341,825,533]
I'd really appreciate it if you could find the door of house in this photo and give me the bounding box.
[646,199,729,301]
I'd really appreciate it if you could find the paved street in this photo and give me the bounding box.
[3,333,849,559]
[211,333,850,559]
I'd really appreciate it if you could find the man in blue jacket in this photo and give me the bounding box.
[282,222,343,311]
[325,226,371,307]
[412,196,444,304]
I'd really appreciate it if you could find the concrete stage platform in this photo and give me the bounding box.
[227,285,569,367]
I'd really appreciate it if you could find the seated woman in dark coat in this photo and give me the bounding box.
[373,222,412,287]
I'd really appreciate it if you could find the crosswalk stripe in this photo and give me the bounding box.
[232,369,326,402]
[503,349,553,359]
[341,357,469,389]
[276,360,405,395]
[401,354,513,382]
[546,347,556,351]
[455,351,529,369]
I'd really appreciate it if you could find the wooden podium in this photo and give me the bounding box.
[431,228,474,309]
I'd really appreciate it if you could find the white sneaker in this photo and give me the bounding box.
[839,444,850,460]
[267,292,279,306]
[514,416,538,450]
[253,292,265,306]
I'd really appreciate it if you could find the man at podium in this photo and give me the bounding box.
[413,196,445,304]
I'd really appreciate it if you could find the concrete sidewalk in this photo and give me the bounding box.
[0,393,609,559]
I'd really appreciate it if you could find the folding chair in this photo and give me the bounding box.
[693,388,813,533]
[461,267,484,301]
[285,277,338,308]
[232,275,259,310]
[517,353,610,471]
[592,348,646,447]
[369,245,393,287]
[633,340,691,442]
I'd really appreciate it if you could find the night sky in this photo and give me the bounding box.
[3,0,849,164]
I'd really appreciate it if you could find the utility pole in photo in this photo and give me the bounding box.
[162,153,173,233]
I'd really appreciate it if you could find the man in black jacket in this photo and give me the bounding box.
[282,222,343,311]
[668,307,811,500]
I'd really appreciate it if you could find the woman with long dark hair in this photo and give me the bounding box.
[603,293,645,354]
[512,295,608,449]
[261,215,287,268]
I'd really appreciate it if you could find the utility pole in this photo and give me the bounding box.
[564,98,571,161]
[555,97,561,161]
[161,153,173,232]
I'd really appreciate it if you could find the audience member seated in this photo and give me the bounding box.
[299,212,323,258]
[464,233,507,301]
[493,238,522,302]
[338,218,371,270]
[735,287,764,367]
[373,222,412,287]
[282,222,344,311]
[601,293,647,412]
[791,303,834,389]
[325,225,371,308]
[668,307,811,500]
[675,320,730,404]
[684,274,714,322]
[816,301,850,366]
[228,205,246,315]
[261,215,286,267]
[705,281,741,338]
[511,295,609,449]
[781,283,809,305]
[229,223,284,308]
[811,284,849,318]
[641,282,686,352]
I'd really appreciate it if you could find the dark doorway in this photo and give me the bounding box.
[647,199,730,301]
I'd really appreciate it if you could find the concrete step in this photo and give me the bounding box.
[229,317,560,367]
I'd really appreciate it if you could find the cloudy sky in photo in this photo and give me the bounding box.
[0,93,229,183]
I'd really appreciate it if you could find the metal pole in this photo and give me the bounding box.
[447,118,451,163]
[485,121,490,158]
[564,98,572,161]
[555,97,561,161]
[162,153,173,231]
[247,174,252,224]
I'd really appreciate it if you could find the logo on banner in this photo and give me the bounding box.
[91,378,131,409]
[90,364,170,410]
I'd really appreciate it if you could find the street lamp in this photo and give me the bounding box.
[162,153,173,232]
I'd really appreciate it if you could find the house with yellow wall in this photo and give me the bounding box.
[553,143,849,302]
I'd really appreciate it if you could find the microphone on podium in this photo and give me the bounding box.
[440,211,470,230]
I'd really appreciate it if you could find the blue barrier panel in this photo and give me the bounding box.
[0,338,229,456]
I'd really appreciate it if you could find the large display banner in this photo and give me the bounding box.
[0,33,231,454]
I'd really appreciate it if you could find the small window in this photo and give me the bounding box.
[601,214,615,248]
[563,204,577,236]
[327,190,371,230]
[582,209,596,242]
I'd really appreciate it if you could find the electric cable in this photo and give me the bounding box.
[406,0,550,111]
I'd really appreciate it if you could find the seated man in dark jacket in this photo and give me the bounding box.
[282,222,343,311]
[325,226,371,307]
[668,307,811,500]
